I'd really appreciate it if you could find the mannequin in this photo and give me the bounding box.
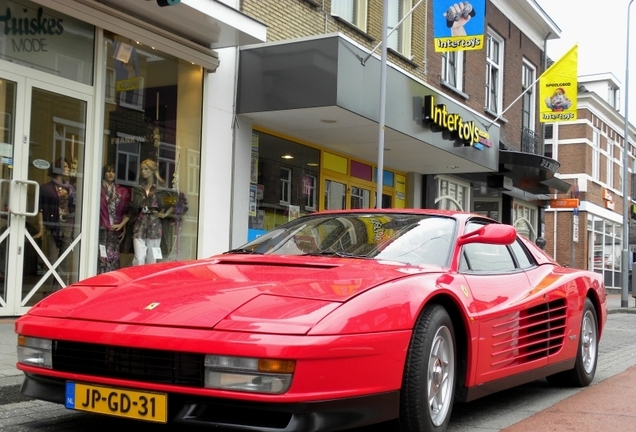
[98,164,130,273]
[33,157,76,290]
[130,159,172,265]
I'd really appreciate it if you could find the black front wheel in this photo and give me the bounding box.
[399,304,456,432]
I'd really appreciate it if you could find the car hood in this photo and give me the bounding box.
[28,255,433,332]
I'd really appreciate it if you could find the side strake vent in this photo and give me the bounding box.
[491,298,567,367]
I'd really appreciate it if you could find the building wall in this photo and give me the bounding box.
[544,87,635,283]
[241,0,429,82]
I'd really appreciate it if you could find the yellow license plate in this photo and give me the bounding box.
[65,382,167,423]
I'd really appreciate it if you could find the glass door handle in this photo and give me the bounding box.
[10,179,39,217]
[0,178,9,216]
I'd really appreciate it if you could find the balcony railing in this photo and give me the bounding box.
[521,126,539,154]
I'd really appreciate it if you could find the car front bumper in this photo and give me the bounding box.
[21,372,399,431]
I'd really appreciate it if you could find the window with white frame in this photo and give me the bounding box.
[608,84,620,111]
[606,139,614,189]
[331,0,368,32]
[521,60,536,131]
[485,31,504,113]
[105,67,116,104]
[187,149,200,196]
[441,51,463,91]
[280,167,292,205]
[304,174,317,211]
[387,0,412,57]
[592,128,600,181]
[114,138,140,186]
[435,175,470,211]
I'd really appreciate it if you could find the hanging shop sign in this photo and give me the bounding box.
[422,95,491,148]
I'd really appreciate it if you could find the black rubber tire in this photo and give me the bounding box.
[398,304,456,432]
[547,297,598,387]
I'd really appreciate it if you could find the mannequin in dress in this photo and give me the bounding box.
[98,164,130,273]
[130,159,172,265]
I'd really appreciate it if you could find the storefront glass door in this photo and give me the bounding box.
[0,73,88,315]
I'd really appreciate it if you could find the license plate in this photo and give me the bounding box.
[65,382,167,423]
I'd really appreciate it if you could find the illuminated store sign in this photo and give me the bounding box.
[422,95,491,149]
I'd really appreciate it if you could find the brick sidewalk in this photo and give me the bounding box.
[502,364,636,431]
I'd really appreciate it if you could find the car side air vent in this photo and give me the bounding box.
[490,298,567,367]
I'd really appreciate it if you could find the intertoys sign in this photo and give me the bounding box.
[422,95,491,148]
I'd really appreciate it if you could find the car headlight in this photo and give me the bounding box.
[17,336,53,369]
[204,355,295,394]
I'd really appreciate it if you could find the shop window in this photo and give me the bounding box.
[325,180,346,210]
[249,132,321,232]
[100,30,203,270]
[435,175,470,211]
[351,186,371,209]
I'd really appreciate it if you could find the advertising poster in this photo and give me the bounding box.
[539,44,578,123]
[249,184,257,217]
[433,0,486,52]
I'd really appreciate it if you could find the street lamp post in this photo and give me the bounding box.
[621,0,634,307]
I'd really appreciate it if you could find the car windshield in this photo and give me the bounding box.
[227,213,456,266]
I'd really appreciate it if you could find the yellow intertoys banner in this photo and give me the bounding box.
[539,45,578,123]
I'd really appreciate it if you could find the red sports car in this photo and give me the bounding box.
[15,209,607,432]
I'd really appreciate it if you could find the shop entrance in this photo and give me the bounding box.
[0,70,90,316]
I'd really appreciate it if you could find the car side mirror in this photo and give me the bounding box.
[456,224,517,247]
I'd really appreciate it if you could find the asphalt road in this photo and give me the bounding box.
[2,308,636,431]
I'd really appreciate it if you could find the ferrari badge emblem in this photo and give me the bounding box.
[461,285,470,298]
[144,302,160,310]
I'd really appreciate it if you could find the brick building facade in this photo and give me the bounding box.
[544,73,636,289]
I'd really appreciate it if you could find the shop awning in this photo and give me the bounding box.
[496,149,571,195]
[33,0,267,70]
[88,0,267,49]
